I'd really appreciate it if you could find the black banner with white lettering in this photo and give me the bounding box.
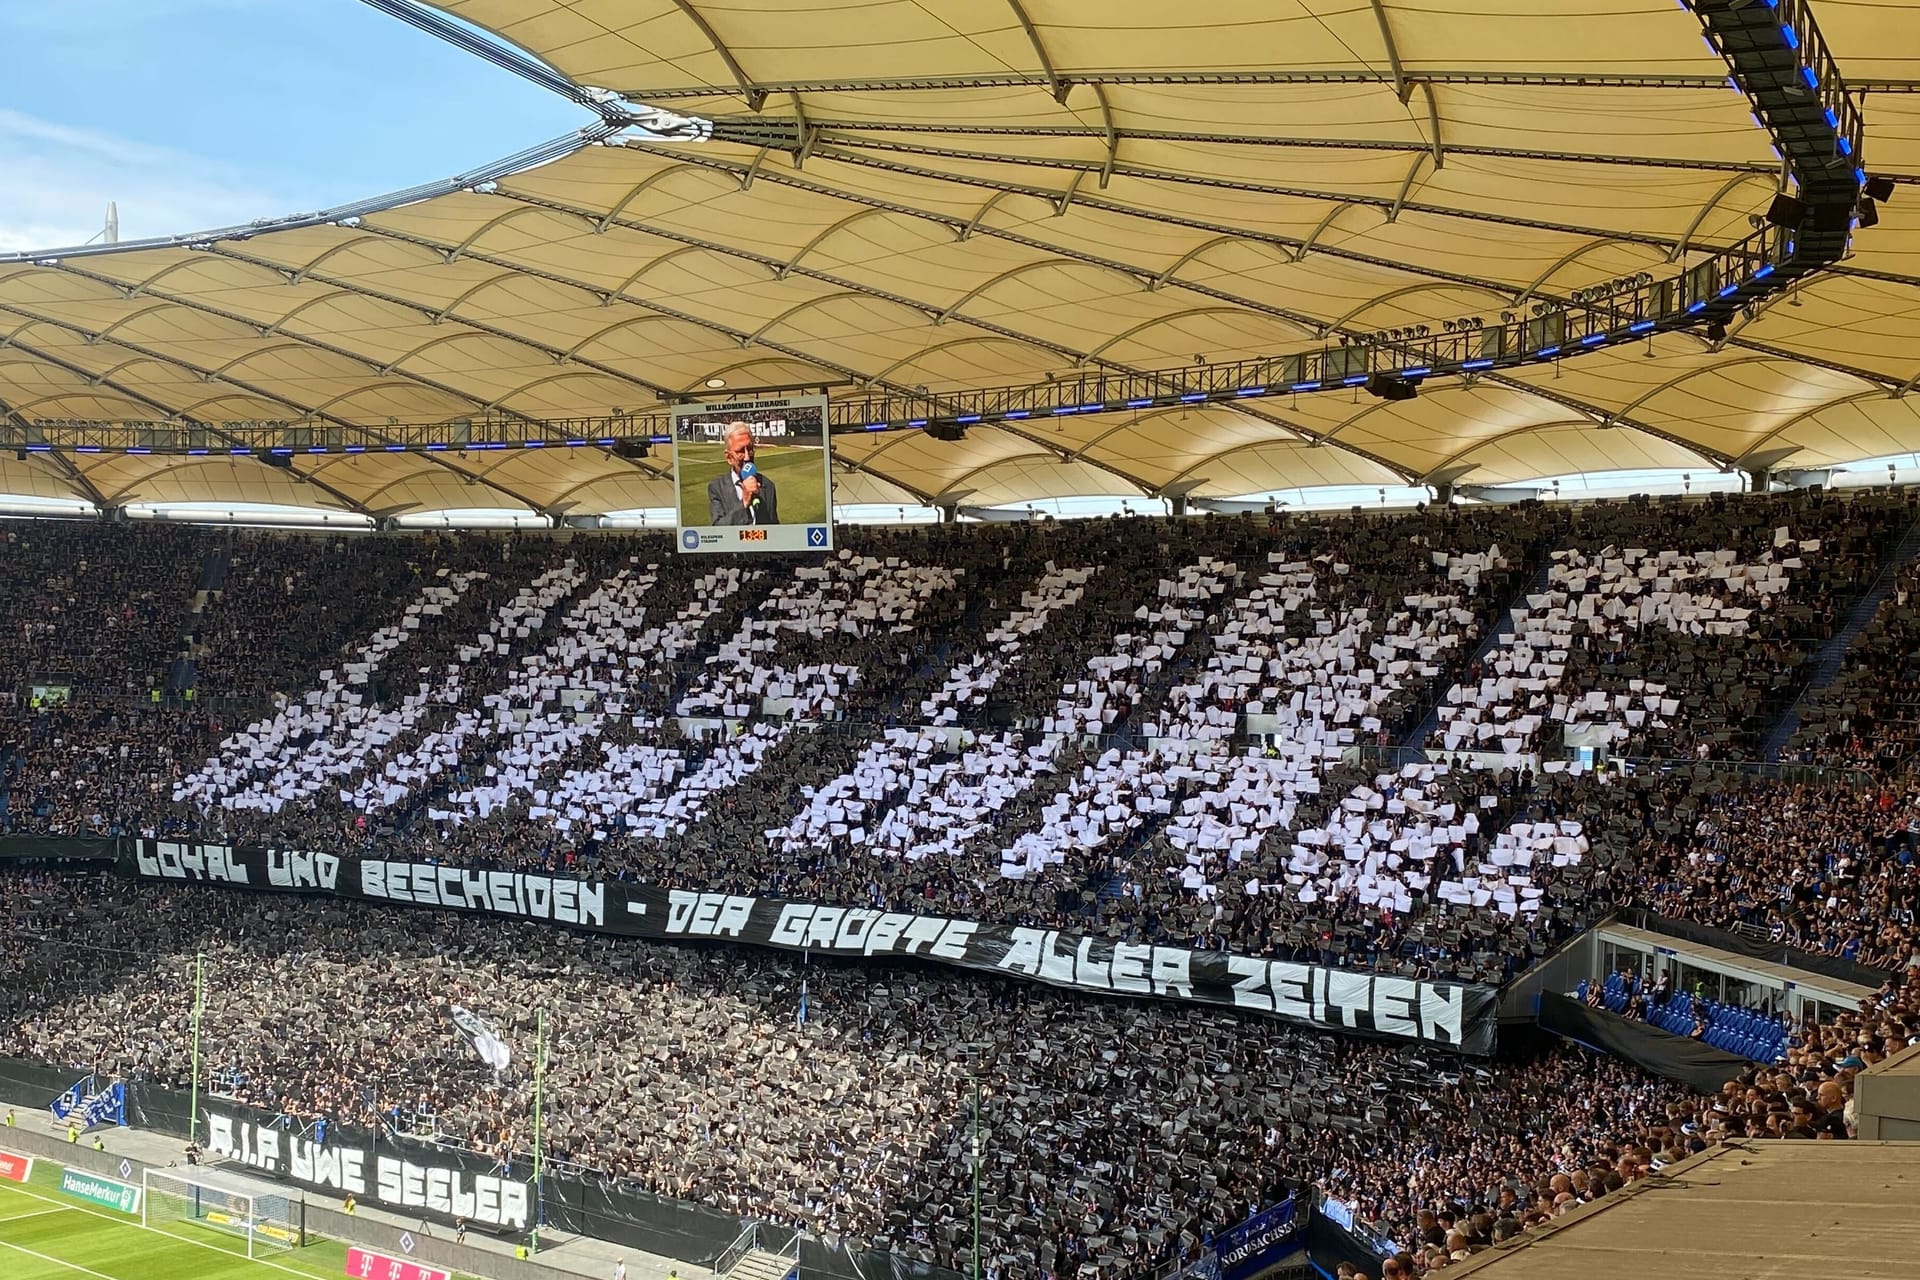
[204,1108,533,1231]
[122,840,1496,1054]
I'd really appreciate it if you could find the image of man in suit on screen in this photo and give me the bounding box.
[707,421,780,525]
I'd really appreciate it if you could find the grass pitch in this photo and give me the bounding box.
[0,1160,481,1280]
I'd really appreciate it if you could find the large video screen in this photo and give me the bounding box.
[672,394,833,555]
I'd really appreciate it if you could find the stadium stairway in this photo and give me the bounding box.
[1398,554,1556,751]
[165,541,233,700]
[727,1250,799,1280]
[1762,514,1920,761]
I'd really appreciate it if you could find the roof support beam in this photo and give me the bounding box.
[288,234,403,285]
[44,261,541,413]
[951,419,1162,495]
[1369,0,1412,102]
[813,140,1694,253]
[379,330,490,374]
[1159,436,1329,492]
[870,336,1059,383]
[958,189,1022,241]
[1490,376,1736,466]
[545,469,650,511]
[10,390,157,416]
[1421,418,1614,476]
[1322,280,1511,334]
[1292,205,1350,263]
[447,208,560,262]
[198,245,680,398]
[778,209,890,279]
[1517,237,1640,303]
[1709,339,1913,393]
[1150,235,1261,290]
[1734,389,1901,464]
[91,302,187,344]
[1667,172,1776,263]
[264,288,354,336]
[1005,0,1070,104]
[1314,399,1400,450]
[481,368,612,412]
[610,244,717,300]
[432,271,520,321]
[786,118,1791,174]
[746,290,925,345]
[594,164,710,232]
[669,0,766,110]
[1092,84,1119,187]
[1896,369,1920,399]
[936,259,1140,325]
[738,146,772,191]
[208,342,313,379]
[128,256,275,297]
[827,446,940,505]
[565,314,695,360]
[937,451,1064,497]
[1080,307,1311,363]
[616,70,1743,99]
[1066,402,1292,466]
[39,447,111,510]
[1052,169,1087,217]
[1588,354,1782,429]
[0,305,337,421]
[1419,81,1445,168]
[92,355,164,383]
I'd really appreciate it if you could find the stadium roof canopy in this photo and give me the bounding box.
[1434,1140,1920,1280]
[1,0,1917,523]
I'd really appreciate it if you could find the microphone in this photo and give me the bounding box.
[740,461,761,520]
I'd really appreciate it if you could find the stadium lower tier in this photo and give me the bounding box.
[4,873,1908,1279]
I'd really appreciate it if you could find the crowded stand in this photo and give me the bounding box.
[1431,493,1908,762]
[3,872,1912,1278]
[1631,773,1920,971]
[1786,559,1920,773]
[3,489,1920,1279]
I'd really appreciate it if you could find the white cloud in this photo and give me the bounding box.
[0,108,290,253]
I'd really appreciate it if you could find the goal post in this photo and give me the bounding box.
[141,1167,305,1257]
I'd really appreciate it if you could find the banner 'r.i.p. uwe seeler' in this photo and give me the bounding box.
[126,840,1497,1054]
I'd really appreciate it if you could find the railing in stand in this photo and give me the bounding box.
[716,1221,761,1278]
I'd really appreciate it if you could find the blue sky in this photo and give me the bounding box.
[0,0,591,252]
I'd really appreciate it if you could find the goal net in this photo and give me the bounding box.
[141,1167,305,1257]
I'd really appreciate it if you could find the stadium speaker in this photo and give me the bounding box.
[927,422,966,442]
[1705,319,1729,343]
[1764,193,1806,229]
[1857,198,1880,229]
[1864,175,1895,203]
[612,440,650,460]
[1364,373,1418,403]
[261,452,294,469]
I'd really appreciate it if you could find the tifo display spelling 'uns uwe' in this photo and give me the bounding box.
[3,489,1919,1280]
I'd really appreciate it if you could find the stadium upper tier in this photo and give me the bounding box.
[4,489,1919,979]
[0,0,1918,521]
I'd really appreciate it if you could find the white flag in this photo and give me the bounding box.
[450,1006,512,1072]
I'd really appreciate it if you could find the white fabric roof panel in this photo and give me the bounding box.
[0,0,1914,518]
